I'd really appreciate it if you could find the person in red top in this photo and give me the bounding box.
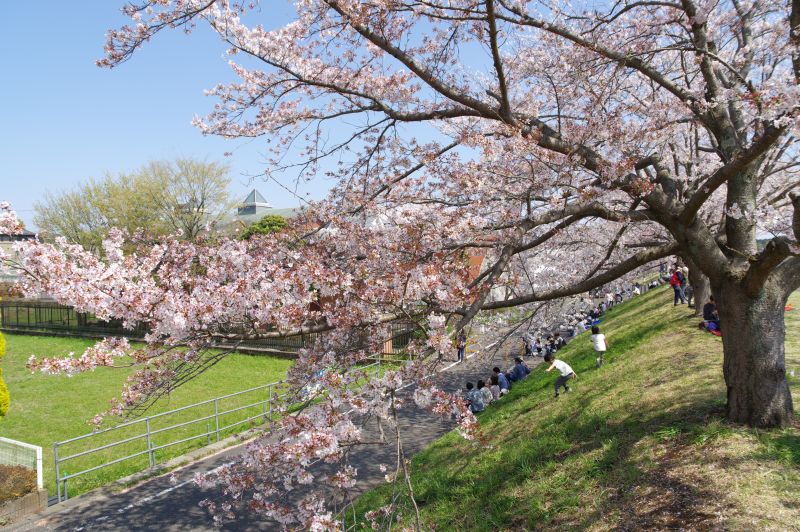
[669,268,686,306]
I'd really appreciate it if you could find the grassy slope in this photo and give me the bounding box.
[1,334,292,496]
[355,287,800,530]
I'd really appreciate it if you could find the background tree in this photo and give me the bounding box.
[239,214,287,240]
[141,158,233,241]
[34,158,232,250]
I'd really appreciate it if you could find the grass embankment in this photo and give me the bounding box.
[355,287,800,530]
[0,334,292,497]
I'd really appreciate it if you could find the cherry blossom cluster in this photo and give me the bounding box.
[27,337,130,376]
[0,202,22,236]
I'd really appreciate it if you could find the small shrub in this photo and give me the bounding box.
[0,369,8,418]
[0,465,37,503]
[240,214,287,240]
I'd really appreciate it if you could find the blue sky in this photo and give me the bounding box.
[0,2,322,229]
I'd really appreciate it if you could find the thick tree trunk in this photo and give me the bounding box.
[716,280,794,427]
[691,275,710,316]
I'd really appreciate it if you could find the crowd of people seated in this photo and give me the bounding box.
[464,358,532,412]
[461,276,648,413]
[465,265,735,413]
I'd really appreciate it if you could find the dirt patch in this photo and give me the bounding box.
[0,465,36,503]
[613,444,730,531]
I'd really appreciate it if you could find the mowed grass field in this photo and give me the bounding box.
[1,334,292,497]
[354,288,800,530]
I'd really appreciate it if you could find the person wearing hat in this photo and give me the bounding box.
[669,267,686,305]
[508,356,531,382]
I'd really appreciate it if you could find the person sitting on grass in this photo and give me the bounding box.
[523,335,533,358]
[703,295,721,330]
[493,367,511,392]
[543,352,577,398]
[477,379,493,405]
[464,382,485,413]
[489,375,504,399]
[534,337,543,356]
[554,332,567,349]
[590,325,608,368]
[546,336,557,355]
[508,356,531,382]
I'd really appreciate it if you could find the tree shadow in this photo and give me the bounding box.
[403,399,747,531]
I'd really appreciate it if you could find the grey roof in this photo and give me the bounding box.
[241,189,271,208]
[0,228,35,238]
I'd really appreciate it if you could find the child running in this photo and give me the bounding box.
[590,325,608,368]
[543,352,577,398]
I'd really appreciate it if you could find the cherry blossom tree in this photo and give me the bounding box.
[94,0,799,425]
[4,0,800,527]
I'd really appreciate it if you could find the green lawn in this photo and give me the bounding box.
[1,334,292,497]
[353,288,800,530]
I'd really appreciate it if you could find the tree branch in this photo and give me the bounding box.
[485,0,511,119]
[681,124,786,222]
[480,242,679,310]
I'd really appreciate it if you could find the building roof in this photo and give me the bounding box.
[241,189,271,209]
[0,228,35,239]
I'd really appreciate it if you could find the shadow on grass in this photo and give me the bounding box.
[350,287,747,530]
[354,400,731,531]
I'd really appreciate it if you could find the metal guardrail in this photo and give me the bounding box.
[52,360,381,502]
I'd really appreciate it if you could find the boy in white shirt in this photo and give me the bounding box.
[590,325,608,368]
[544,353,577,398]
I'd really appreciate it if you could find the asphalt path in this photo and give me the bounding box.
[8,341,524,532]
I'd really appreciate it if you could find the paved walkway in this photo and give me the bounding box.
[8,335,530,532]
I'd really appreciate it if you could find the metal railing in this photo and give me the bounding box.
[0,300,148,338]
[52,360,381,502]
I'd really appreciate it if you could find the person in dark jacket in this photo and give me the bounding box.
[456,330,467,362]
[493,367,511,391]
[508,357,531,382]
[703,295,720,329]
[554,333,566,349]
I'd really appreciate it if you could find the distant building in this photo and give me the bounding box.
[226,189,299,233]
[237,189,273,218]
[0,229,36,284]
